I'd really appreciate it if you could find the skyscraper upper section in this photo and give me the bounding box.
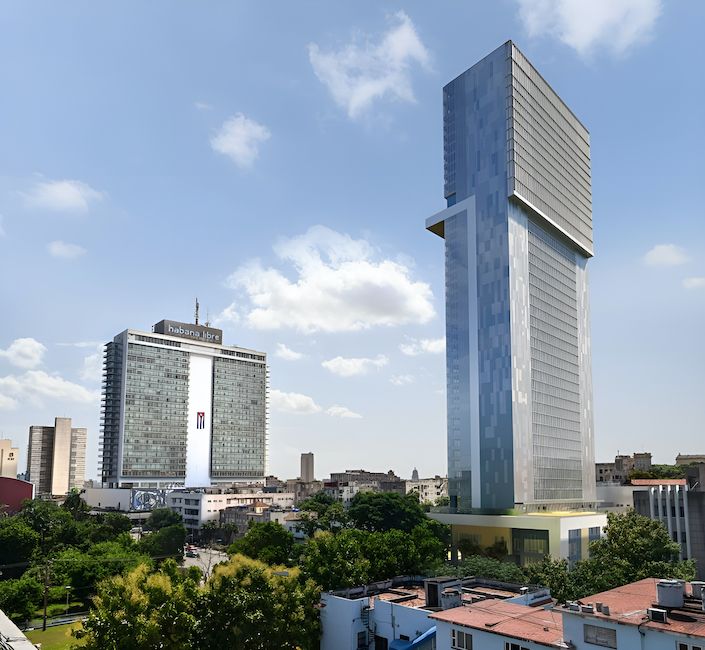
[427,41,596,512]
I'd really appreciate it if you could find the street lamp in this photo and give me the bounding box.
[65,586,71,614]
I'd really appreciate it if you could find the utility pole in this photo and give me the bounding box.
[42,559,51,632]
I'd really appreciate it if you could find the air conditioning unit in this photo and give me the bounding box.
[647,607,668,623]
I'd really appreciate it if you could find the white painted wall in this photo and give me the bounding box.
[185,354,213,487]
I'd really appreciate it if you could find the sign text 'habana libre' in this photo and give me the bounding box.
[153,319,223,344]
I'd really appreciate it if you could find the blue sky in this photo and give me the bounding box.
[1,0,703,481]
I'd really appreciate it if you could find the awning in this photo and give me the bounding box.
[389,626,436,649]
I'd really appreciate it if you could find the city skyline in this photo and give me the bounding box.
[0,2,703,482]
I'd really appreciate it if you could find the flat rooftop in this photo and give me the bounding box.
[430,598,564,647]
[560,578,705,638]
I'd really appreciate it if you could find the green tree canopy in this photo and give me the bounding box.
[195,555,320,650]
[139,523,186,559]
[0,575,42,622]
[0,516,40,569]
[146,508,182,531]
[76,560,200,650]
[228,521,294,566]
[61,489,91,520]
[347,491,426,533]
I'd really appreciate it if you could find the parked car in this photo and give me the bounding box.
[185,550,199,558]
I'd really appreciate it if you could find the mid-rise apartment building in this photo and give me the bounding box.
[0,439,19,478]
[26,417,86,495]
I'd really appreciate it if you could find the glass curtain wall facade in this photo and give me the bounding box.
[427,41,595,512]
[99,325,267,488]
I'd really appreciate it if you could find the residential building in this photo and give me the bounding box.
[320,576,551,650]
[632,466,705,579]
[406,476,448,504]
[426,40,595,513]
[26,417,86,496]
[596,452,652,484]
[432,579,705,650]
[301,452,315,483]
[677,453,705,465]
[100,317,267,488]
[167,488,295,535]
[0,439,19,478]
[220,504,307,540]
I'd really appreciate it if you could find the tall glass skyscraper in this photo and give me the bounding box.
[427,41,596,513]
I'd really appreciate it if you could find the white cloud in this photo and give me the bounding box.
[0,370,98,408]
[390,374,414,386]
[0,338,46,369]
[308,11,430,119]
[0,394,18,410]
[326,405,362,419]
[47,240,86,259]
[270,388,322,415]
[210,113,271,168]
[81,349,104,382]
[194,101,212,110]
[0,214,5,237]
[516,0,662,58]
[683,277,705,290]
[215,304,240,326]
[275,343,304,361]
[399,337,445,356]
[24,179,103,213]
[221,225,434,333]
[643,244,689,267]
[322,354,388,378]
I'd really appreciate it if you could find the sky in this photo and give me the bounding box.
[0,0,703,482]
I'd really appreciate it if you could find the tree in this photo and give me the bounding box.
[0,575,42,622]
[228,522,294,566]
[0,516,40,569]
[75,561,200,649]
[61,489,91,520]
[347,492,426,533]
[195,555,320,650]
[139,523,186,559]
[87,512,133,544]
[146,508,182,531]
[297,492,335,515]
[299,529,371,590]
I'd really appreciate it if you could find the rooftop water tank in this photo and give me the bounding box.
[657,580,684,608]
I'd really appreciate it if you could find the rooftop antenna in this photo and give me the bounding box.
[194,298,200,325]
[205,309,211,328]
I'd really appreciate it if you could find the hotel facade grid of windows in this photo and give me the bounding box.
[99,321,267,488]
[426,40,595,512]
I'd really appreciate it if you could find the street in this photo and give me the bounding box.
[182,547,229,579]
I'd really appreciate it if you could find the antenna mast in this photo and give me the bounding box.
[194,298,200,325]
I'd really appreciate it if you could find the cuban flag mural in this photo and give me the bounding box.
[196,411,205,429]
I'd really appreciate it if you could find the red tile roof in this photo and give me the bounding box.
[430,599,565,647]
[630,479,687,486]
[561,578,705,638]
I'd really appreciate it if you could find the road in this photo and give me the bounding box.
[182,547,229,578]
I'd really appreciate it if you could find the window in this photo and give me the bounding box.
[452,629,472,649]
[374,635,388,650]
[356,631,367,648]
[505,644,529,650]
[584,624,617,648]
[678,644,703,650]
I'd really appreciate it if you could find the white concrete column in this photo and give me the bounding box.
[683,484,692,559]
[649,487,655,519]
[657,485,664,523]
[665,485,674,539]
[674,485,683,560]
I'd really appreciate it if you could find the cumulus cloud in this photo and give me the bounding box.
[220,226,434,333]
[643,244,689,267]
[0,338,46,369]
[516,0,661,58]
[326,405,362,419]
[390,374,414,386]
[47,240,86,259]
[0,394,18,410]
[322,354,388,378]
[270,388,322,414]
[0,370,98,409]
[683,277,705,290]
[211,113,271,168]
[24,179,103,213]
[275,343,304,361]
[308,11,430,119]
[399,337,445,356]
